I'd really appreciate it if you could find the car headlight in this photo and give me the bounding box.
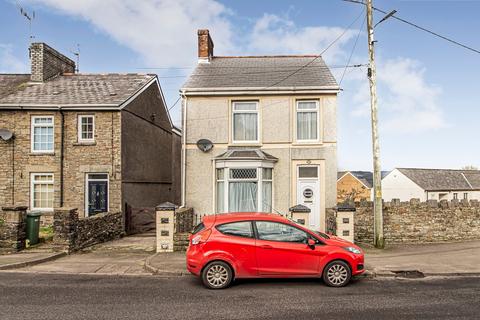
[343,246,361,254]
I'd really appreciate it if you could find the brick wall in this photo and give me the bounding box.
[354,199,480,244]
[53,208,124,253]
[0,206,27,254]
[0,110,122,218]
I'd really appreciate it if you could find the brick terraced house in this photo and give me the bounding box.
[0,43,181,222]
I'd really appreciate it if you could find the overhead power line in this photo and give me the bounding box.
[339,13,367,85]
[341,0,480,55]
[264,8,366,89]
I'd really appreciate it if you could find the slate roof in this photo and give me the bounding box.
[337,171,390,189]
[215,149,278,162]
[0,73,156,107]
[182,56,339,92]
[397,168,480,191]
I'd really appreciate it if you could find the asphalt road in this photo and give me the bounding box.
[0,273,479,320]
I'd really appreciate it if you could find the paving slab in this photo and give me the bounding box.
[145,252,188,276]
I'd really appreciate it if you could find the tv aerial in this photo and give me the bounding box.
[18,3,35,43]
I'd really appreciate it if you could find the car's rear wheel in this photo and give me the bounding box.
[202,261,233,289]
[323,260,351,287]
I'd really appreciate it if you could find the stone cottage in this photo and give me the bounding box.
[0,43,181,223]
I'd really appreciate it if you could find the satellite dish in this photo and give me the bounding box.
[196,139,213,152]
[0,129,13,141]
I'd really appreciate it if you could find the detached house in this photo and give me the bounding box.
[0,43,181,221]
[382,168,480,201]
[180,30,339,231]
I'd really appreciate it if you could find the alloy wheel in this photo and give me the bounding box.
[206,264,229,288]
[326,264,349,286]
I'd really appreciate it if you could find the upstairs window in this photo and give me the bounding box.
[232,102,258,143]
[31,116,54,153]
[78,115,95,143]
[296,100,319,142]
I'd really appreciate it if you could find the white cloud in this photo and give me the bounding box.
[249,13,358,64]
[349,58,447,133]
[31,0,235,66]
[0,44,28,73]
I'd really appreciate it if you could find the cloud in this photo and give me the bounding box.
[249,13,358,64]
[31,0,235,66]
[0,44,28,73]
[349,57,447,133]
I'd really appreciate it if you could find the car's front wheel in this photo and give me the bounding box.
[323,260,351,287]
[201,261,233,289]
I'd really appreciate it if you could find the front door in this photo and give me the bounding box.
[86,173,109,216]
[297,166,320,230]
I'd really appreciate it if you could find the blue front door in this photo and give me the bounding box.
[88,180,108,215]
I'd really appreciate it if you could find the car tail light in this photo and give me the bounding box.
[191,229,211,245]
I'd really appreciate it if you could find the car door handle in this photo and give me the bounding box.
[260,245,273,249]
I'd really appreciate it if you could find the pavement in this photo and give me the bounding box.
[0,234,155,275]
[363,239,480,276]
[2,236,479,278]
[1,272,479,319]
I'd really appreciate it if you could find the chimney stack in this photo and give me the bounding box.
[197,29,214,63]
[30,43,76,82]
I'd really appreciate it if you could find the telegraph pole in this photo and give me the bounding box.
[366,0,384,248]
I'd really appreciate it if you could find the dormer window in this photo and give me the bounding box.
[232,101,258,143]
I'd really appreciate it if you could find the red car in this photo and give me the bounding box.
[186,212,364,289]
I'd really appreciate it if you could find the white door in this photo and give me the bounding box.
[297,166,320,230]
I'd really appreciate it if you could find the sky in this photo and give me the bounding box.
[0,0,479,171]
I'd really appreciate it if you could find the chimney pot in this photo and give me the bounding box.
[197,29,214,63]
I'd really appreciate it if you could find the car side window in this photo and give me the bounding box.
[216,221,253,238]
[255,221,309,243]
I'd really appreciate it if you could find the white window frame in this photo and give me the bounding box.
[31,116,54,153]
[215,164,274,213]
[30,173,54,212]
[295,100,320,143]
[85,173,109,216]
[232,101,259,144]
[78,115,95,143]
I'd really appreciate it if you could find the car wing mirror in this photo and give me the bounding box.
[307,238,316,249]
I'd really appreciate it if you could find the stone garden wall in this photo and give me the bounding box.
[354,199,480,244]
[0,206,27,254]
[53,208,124,253]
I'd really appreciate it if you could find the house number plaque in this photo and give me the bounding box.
[161,218,169,224]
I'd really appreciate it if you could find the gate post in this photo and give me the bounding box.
[288,204,311,227]
[336,203,356,243]
[155,202,177,253]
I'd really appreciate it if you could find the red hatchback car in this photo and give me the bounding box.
[187,212,364,289]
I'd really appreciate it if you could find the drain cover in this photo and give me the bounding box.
[392,270,425,278]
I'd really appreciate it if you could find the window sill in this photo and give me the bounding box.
[292,141,323,146]
[29,152,55,156]
[229,142,262,147]
[73,141,96,146]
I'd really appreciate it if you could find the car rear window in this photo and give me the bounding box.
[192,223,205,235]
[216,221,253,238]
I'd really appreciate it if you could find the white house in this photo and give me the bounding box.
[382,168,480,201]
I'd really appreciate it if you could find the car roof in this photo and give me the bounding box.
[203,212,289,225]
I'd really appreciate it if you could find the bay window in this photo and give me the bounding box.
[232,101,258,143]
[296,100,319,142]
[216,166,273,213]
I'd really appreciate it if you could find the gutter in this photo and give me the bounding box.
[181,89,340,96]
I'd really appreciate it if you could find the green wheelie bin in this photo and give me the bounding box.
[26,211,42,245]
